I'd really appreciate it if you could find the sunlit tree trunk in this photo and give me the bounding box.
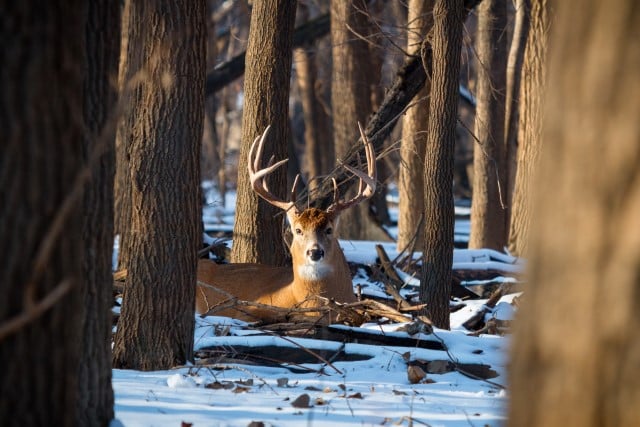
[112,0,206,370]
[509,1,640,425]
[397,0,434,251]
[468,0,508,250]
[230,0,297,265]
[507,0,549,257]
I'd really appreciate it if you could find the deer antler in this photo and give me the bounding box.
[327,122,377,214]
[248,126,297,212]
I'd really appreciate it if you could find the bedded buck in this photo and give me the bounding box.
[196,124,376,322]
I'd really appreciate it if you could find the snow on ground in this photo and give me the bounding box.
[112,186,520,426]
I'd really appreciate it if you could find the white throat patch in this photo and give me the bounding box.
[297,263,334,281]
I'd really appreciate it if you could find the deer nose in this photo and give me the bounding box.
[307,247,325,262]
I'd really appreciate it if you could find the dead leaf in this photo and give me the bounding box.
[233,386,251,394]
[205,381,234,390]
[426,360,450,374]
[181,422,192,427]
[291,393,312,408]
[236,379,253,386]
[247,422,264,427]
[304,385,322,391]
[407,365,427,384]
[277,377,289,387]
[347,392,363,399]
[393,390,408,395]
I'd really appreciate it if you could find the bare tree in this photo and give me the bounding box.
[0,2,86,425]
[421,0,465,330]
[77,0,120,424]
[397,0,434,251]
[230,0,297,265]
[509,1,640,425]
[112,0,206,370]
[468,0,508,250]
[507,0,549,257]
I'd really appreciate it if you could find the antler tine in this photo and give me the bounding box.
[247,126,296,212]
[328,123,377,214]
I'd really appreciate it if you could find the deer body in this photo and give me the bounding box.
[196,125,375,322]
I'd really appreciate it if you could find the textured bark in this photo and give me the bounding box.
[230,0,297,265]
[507,0,548,257]
[468,0,508,250]
[77,0,119,424]
[397,0,434,251]
[294,8,333,194]
[0,2,85,425]
[421,0,464,330]
[205,13,329,96]
[331,0,390,241]
[504,0,530,218]
[112,0,205,370]
[316,0,481,207]
[113,0,133,270]
[509,1,640,425]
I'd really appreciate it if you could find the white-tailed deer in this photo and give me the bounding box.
[196,123,376,322]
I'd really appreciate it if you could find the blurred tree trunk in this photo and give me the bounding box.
[421,0,464,330]
[294,5,333,194]
[331,0,391,241]
[509,1,640,425]
[0,2,86,425]
[230,0,297,265]
[77,0,119,424]
[112,0,205,370]
[114,0,133,270]
[468,0,508,250]
[507,0,549,257]
[397,0,434,251]
[504,0,530,223]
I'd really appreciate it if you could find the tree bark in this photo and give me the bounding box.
[397,0,434,251]
[330,0,391,241]
[468,0,508,250]
[112,0,205,370]
[77,0,119,424]
[230,0,297,265]
[421,0,465,330]
[114,0,133,270]
[0,2,86,425]
[509,1,640,425]
[503,0,530,221]
[507,0,548,257]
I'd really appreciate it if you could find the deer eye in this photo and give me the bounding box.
[325,227,333,235]
[295,228,302,235]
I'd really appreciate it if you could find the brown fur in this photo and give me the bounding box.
[196,207,356,323]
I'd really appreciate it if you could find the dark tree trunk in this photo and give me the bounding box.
[468,0,508,250]
[507,0,549,257]
[420,0,465,330]
[509,1,640,425]
[331,0,391,242]
[112,0,206,370]
[0,2,86,425]
[230,0,297,265]
[77,0,120,424]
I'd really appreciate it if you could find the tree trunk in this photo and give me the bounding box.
[112,0,206,370]
[77,0,119,424]
[507,0,548,257]
[503,0,530,222]
[468,0,508,250]
[397,0,434,251]
[230,0,297,265]
[0,2,86,425]
[114,0,133,270]
[421,0,464,330]
[509,1,640,425]
[331,0,391,242]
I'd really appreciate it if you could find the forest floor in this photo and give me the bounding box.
[111,186,523,427]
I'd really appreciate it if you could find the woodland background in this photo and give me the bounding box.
[0,0,638,426]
